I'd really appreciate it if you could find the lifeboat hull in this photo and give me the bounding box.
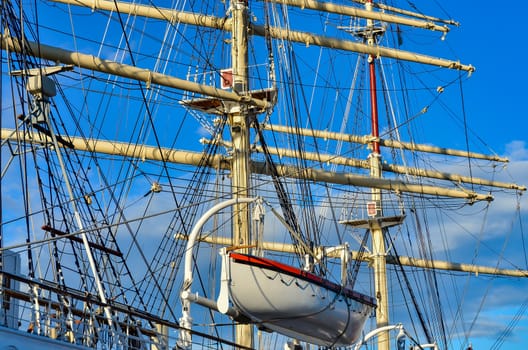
[218,252,375,347]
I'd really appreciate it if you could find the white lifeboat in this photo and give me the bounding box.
[217,250,376,347]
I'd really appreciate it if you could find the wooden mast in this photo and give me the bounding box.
[365,1,389,349]
[230,0,253,347]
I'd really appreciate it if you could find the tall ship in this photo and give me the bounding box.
[1,0,526,349]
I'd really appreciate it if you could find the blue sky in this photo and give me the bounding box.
[402,2,528,349]
[439,2,528,150]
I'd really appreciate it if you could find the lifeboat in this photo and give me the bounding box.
[217,250,376,347]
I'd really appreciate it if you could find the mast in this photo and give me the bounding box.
[365,1,389,349]
[229,0,253,347]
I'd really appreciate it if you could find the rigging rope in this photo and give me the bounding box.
[253,120,308,259]
[387,227,435,344]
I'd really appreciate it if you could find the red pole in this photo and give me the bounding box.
[369,56,380,154]
[366,0,380,155]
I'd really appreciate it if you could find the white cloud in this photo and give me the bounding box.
[504,140,528,161]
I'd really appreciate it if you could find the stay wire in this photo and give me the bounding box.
[458,72,474,191]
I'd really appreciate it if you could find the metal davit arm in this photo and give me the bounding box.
[178,197,257,350]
